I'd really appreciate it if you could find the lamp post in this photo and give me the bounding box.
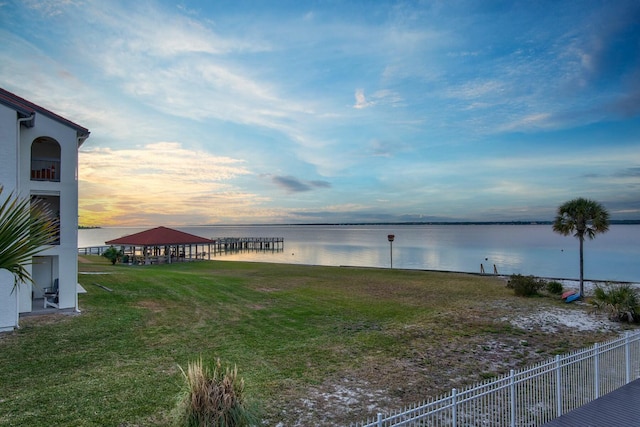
[387,234,395,269]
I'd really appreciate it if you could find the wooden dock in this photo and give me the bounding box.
[211,237,284,254]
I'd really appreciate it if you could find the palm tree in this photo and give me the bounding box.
[0,186,59,288]
[552,198,610,297]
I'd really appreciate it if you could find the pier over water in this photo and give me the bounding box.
[211,237,284,254]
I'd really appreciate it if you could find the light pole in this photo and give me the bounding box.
[387,234,395,269]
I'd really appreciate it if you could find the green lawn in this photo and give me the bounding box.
[0,257,623,426]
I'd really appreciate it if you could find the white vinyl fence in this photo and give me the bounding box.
[352,330,640,427]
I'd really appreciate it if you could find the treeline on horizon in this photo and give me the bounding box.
[291,220,640,226]
[79,220,640,229]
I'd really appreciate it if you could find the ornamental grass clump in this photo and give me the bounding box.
[174,357,259,427]
[591,283,640,323]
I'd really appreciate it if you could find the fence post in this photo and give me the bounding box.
[452,388,457,427]
[510,369,516,427]
[625,331,631,384]
[377,412,382,427]
[555,355,562,417]
[594,342,600,399]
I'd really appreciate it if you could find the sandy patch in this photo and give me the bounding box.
[274,379,393,427]
[501,306,619,333]
[499,279,640,333]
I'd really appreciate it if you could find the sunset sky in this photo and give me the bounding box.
[2,0,639,226]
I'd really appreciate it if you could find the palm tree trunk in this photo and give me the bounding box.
[579,236,584,297]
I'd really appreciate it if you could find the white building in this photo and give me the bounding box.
[0,88,90,331]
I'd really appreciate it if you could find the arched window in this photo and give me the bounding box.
[31,137,61,182]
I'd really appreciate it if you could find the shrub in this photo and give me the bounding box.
[546,281,563,295]
[174,357,259,427]
[591,283,640,323]
[507,274,545,297]
[102,246,123,265]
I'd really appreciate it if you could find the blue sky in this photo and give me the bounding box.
[2,0,639,225]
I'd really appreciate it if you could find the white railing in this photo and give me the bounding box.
[353,330,640,427]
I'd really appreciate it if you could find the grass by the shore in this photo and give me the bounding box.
[0,257,626,426]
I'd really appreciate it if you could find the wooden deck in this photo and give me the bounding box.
[542,378,640,426]
[211,237,284,253]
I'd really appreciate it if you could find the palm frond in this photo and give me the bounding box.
[0,186,59,287]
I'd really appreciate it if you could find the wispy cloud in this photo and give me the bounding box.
[271,175,331,193]
[78,142,256,225]
[615,167,640,178]
[353,89,374,109]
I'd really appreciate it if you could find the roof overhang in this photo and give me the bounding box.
[0,87,90,144]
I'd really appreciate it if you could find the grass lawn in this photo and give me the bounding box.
[0,256,627,426]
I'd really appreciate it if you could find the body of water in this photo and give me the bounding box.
[79,224,640,283]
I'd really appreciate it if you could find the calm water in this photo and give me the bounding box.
[79,224,640,282]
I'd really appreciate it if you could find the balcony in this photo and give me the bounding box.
[31,195,61,246]
[31,158,61,182]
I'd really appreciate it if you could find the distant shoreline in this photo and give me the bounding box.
[79,220,640,228]
[287,220,640,226]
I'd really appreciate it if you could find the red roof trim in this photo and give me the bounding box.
[105,226,215,246]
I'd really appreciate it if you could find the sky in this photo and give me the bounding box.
[1,0,639,226]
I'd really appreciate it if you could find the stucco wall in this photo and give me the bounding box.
[1,107,20,330]
[18,114,80,312]
[1,98,82,315]
[0,105,18,191]
[0,269,18,332]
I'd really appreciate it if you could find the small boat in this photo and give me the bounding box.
[562,290,577,299]
[565,293,581,303]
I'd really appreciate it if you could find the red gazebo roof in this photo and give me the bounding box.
[105,226,215,246]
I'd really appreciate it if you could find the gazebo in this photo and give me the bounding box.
[105,226,215,265]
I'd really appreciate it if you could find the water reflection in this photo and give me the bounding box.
[79,224,640,282]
